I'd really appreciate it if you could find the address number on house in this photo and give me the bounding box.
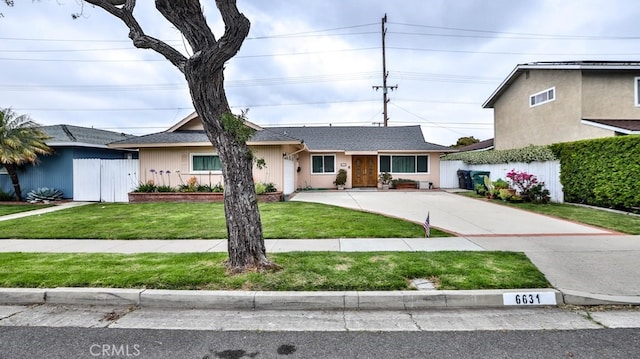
[503,292,557,306]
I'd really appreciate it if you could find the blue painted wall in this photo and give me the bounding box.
[0,147,137,199]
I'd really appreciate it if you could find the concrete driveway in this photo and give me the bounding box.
[290,190,614,236]
[292,190,640,298]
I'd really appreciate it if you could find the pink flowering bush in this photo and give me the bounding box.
[506,169,538,193]
[506,169,550,204]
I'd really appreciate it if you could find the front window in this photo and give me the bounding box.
[379,155,429,173]
[530,87,555,107]
[191,154,222,173]
[311,155,335,174]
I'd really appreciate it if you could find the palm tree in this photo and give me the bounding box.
[0,108,52,201]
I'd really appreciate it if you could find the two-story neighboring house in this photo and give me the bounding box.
[483,61,640,150]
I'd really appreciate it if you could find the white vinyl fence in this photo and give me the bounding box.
[440,160,564,203]
[73,159,139,202]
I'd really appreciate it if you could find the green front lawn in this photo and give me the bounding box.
[0,252,549,291]
[0,202,450,239]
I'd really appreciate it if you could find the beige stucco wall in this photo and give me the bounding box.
[494,70,619,150]
[251,145,285,189]
[138,146,445,192]
[138,145,286,191]
[296,152,442,189]
[582,72,640,119]
[295,152,352,189]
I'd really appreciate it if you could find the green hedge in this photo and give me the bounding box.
[550,136,640,210]
[442,145,556,165]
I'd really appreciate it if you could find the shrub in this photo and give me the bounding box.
[490,178,509,199]
[133,181,157,193]
[528,183,551,204]
[334,169,347,186]
[550,136,640,210]
[26,187,63,202]
[255,182,267,195]
[156,185,176,192]
[506,169,539,195]
[255,182,276,195]
[442,145,556,164]
[212,183,224,193]
[505,169,551,204]
[179,177,199,192]
[0,188,15,201]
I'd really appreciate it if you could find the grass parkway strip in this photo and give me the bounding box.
[0,252,549,291]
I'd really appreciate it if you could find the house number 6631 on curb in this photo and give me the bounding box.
[502,292,557,306]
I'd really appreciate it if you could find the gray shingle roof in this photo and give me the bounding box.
[110,125,453,152]
[267,126,452,151]
[110,127,300,146]
[42,125,134,146]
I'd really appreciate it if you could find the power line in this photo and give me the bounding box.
[389,31,640,41]
[0,23,378,42]
[388,22,640,40]
[388,46,640,57]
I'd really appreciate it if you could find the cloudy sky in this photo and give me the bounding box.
[2,1,640,146]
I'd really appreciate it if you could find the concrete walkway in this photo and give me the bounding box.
[0,202,92,222]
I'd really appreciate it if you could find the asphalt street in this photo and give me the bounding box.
[1,326,639,359]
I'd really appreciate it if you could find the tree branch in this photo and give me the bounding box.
[83,0,188,72]
[155,0,217,53]
[214,0,251,62]
[155,0,249,67]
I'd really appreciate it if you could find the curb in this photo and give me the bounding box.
[0,288,570,310]
[560,289,640,306]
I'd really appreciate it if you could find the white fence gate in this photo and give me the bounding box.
[73,159,139,203]
[283,158,295,195]
[440,160,564,203]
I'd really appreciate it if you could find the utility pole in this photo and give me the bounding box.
[372,14,397,127]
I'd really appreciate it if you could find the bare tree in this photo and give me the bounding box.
[79,0,278,273]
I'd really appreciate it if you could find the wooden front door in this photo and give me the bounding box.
[352,156,378,187]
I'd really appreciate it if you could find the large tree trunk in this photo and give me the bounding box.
[186,66,278,272]
[83,0,278,272]
[4,163,22,201]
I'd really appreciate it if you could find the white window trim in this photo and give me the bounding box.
[0,166,7,175]
[635,77,640,107]
[310,154,336,174]
[378,154,430,174]
[189,153,222,174]
[529,87,556,108]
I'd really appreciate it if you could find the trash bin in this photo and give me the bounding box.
[456,170,473,190]
[470,171,490,191]
[456,170,466,189]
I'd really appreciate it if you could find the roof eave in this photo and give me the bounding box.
[47,141,110,149]
[247,140,302,146]
[581,120,640,135]
[108,142,214,149]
